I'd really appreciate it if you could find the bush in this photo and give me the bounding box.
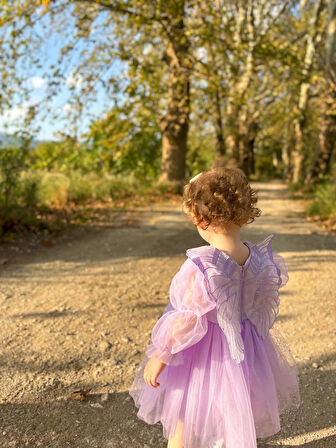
[0,146,29,209]
[37,172,70,208]
[19,170,43,208]
[68,171,97,202]
[307,181,336,221]
[68,171,136,202]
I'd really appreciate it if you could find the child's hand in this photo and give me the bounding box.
[144,357,166,388]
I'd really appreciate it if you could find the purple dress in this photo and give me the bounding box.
[129,234,300,448]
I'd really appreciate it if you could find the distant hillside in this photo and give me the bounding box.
[0,132,49,149]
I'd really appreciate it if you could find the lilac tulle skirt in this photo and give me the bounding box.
[129,317,300,448]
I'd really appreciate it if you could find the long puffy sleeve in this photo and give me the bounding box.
[145,258,216,366]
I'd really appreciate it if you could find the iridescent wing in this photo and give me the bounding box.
[186,245,245,363]
[246,234,289,339]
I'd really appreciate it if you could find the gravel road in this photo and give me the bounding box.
[0,180,335,447]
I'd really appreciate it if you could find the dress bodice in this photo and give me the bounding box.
[186,234,289,363]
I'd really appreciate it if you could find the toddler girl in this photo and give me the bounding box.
[129,167,300,448]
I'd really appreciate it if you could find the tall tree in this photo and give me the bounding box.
[0,0,192,183]
[307,0,336,183]
[157,6,190,184]
[190,0,297,174]
[291,0,324,184]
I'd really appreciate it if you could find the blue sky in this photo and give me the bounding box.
[0,7,124,142]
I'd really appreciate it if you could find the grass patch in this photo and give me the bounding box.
[0,170,181,242]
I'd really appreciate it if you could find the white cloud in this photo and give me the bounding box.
[2,102,30,121]
[27,76,46,89]
[0,97,40,124]
[66,71,84,89]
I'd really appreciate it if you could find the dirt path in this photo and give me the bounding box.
[0,180,335,448]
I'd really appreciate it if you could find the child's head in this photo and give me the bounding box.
[182,167,261,234]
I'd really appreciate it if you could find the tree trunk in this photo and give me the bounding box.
[282,121,293,181]
[247,119,258,175]
[292,0,324,184]
[159,68,190,183]
[239,111,259,175]
[159,13,190,185]
[317,86,336,174]
[292,109,305,183]
[307,0,336,183]
[224,100,240,162]
[225,0,255,169]
[213,87,226,159]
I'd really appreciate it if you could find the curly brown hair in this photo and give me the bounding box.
[182,167,262,230]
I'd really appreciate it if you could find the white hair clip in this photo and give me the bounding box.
[189,172,203,183]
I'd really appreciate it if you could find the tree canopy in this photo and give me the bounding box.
[0,0,334,185]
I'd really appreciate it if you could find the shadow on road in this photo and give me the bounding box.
[0,347,335,448]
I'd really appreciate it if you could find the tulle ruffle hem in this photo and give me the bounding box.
[129,318,300,448]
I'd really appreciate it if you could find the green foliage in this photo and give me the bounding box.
[38,172,71,208]
[0,0,332,200]
[307,181,336,220]
[0,145,29,209]
[13,169,177,209]
[185,126,214,177]
[28,103,162,180]
[17,170,70,208]
[84,104,161,179]
[254,138,280,180]
[254,153,276,181]
[29,139,89,174]
[19,170,41,208]
[68,170,97,202]
[68,171,176,203]
[69,170,115,202]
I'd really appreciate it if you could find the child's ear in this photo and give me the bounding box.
[198,220,210,231]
